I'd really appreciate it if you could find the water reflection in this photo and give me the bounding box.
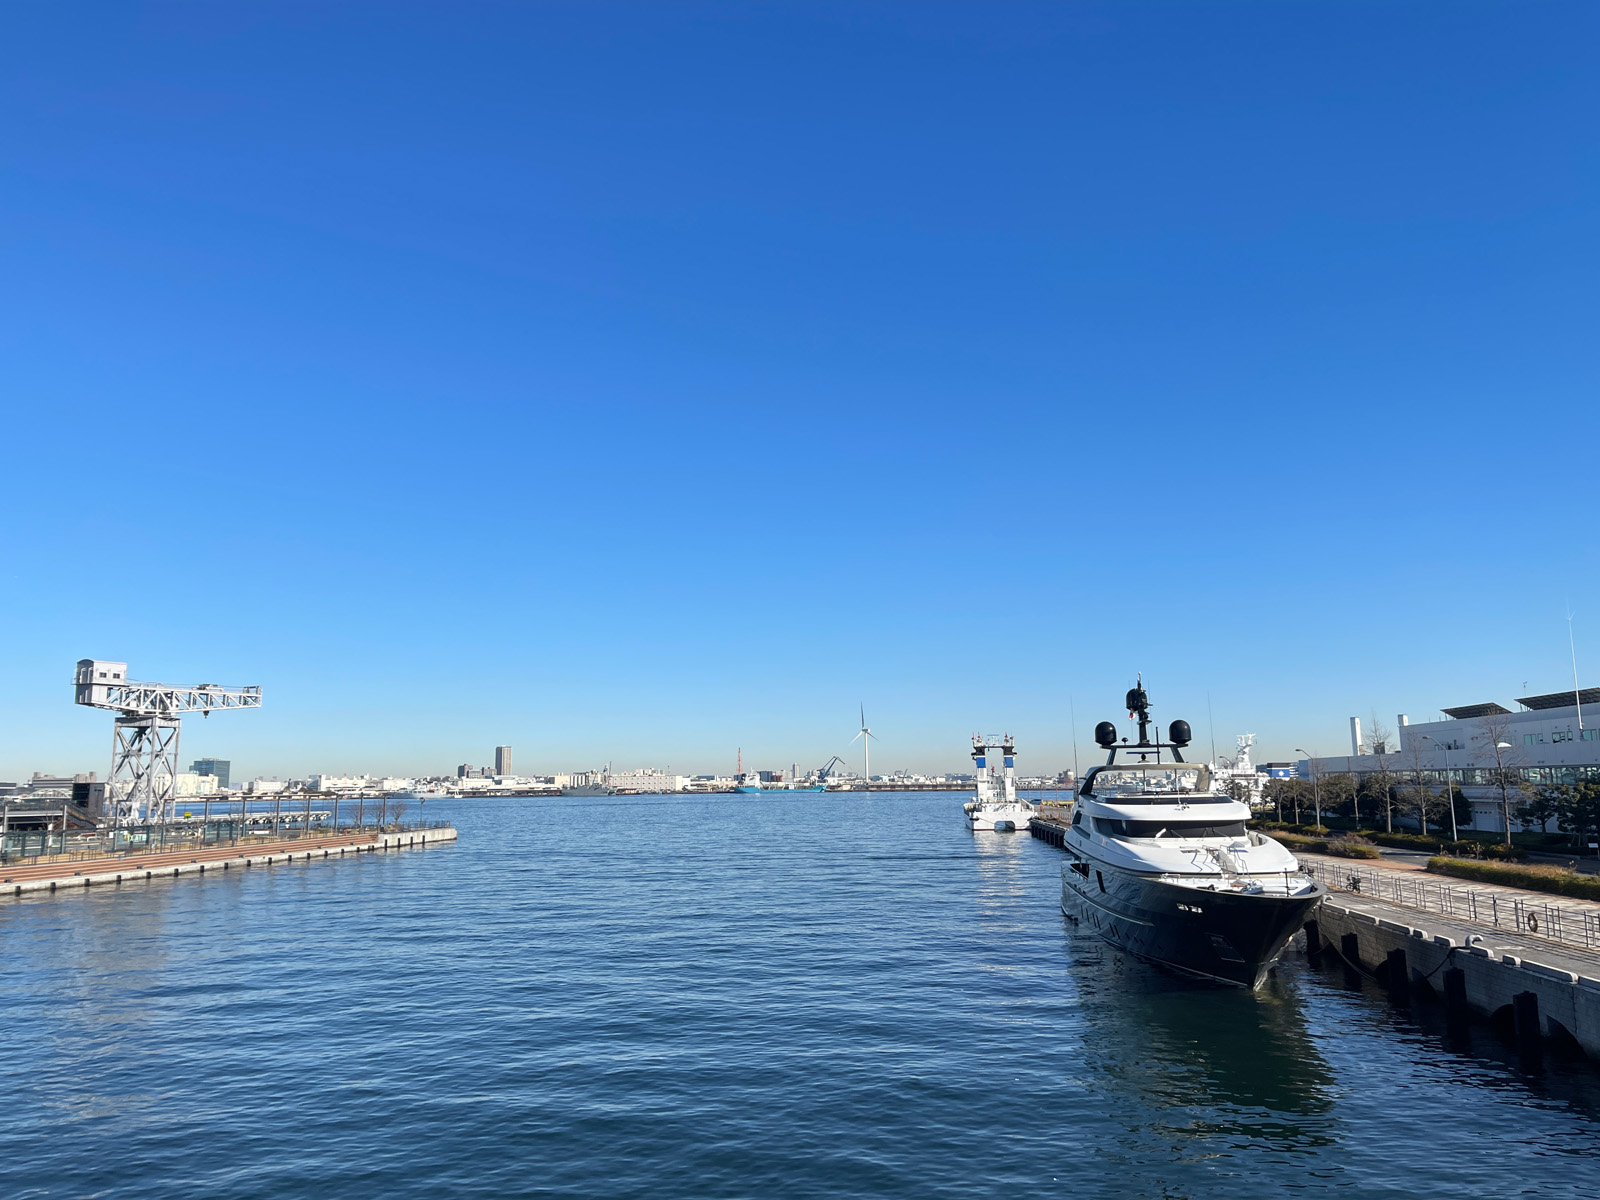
[1067,918,1336,1150]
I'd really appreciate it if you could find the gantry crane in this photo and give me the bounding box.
[74,659,262,827]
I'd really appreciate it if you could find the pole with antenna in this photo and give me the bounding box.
[1207,692,1217,766]
[1570,606,1584,730]
[1069,696,1081,785]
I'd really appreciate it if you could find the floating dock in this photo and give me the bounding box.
[2,826,456,898]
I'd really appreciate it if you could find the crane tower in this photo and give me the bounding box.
[74,659,262,827]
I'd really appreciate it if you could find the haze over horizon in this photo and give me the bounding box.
[3,3,1597,783]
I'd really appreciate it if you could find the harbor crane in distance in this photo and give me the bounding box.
[74,659,262,827]
[813,755,847,783]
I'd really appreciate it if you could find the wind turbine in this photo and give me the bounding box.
[850,703,878,781]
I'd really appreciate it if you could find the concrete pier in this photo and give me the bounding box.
[1,827,457,899]
[1311,895,1600,1058]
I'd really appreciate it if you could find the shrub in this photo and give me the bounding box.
[1426,857,1600,900]
[1326,841,1383,860]
[1265,831,1381,859]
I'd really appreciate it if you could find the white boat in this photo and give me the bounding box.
[395,787,446,801]
[1061,680,1324,989]
[963,735,1037,831]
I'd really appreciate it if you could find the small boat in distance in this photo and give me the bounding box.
[963,735,1037,831]
[395,786,446,801]
[1061,679,1324,989]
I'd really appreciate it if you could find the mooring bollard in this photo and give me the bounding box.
[1444,967,1469,1029]
[1385,948,1410,1003]
[1513,990,1542,1055]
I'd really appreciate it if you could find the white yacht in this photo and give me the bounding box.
[963,735,1037,831]
[1062,681,1324,989]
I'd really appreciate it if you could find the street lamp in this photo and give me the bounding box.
[1295,749,1321,831]
[1494,740,1515,847]
[1420,734,1458,842]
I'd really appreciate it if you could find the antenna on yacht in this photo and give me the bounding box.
[1086,679,1193,796]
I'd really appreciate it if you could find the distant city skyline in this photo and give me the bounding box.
[2,5,1595,782]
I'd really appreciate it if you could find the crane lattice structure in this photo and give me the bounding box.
[74,659,262,827]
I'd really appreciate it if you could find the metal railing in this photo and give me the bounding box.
[0,820,453,869]
[1302,857,1600,954]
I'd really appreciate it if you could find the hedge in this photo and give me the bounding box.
[1269,831,1383,859]
[1426,857,1600,901]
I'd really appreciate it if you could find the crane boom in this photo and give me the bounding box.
[74,659,262,827]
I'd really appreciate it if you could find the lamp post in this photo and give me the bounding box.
[1421,735,1458,842]
[1296,749,1321,831]
[1496,741,1515,847]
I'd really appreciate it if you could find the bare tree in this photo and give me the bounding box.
[1402,736,1442,836]
[390,799,408,829]
[1367,713,1396,833]
[1474,713,1528,848]
[1222,777,1252,805]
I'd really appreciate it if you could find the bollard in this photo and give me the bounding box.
[1443,967,1469,1030]
[1513,991,1542,1056]
[1384,948,1410,1004]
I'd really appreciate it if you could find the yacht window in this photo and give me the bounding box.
[1071,810,1082,827]
[1096,818,1247,839]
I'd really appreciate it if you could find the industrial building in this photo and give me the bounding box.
[1301,688,1600,832]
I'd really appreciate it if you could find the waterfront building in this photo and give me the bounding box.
[608,769,688,793]
[1301,688,1600,832]
[307,773,370,792]
[191,758,231,789]
[244,778,286,794]
[173,772,220,797]
[495,746,512,775]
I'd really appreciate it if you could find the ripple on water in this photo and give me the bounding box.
[3,792,1599,1199]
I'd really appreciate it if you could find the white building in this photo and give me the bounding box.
[373,778,414,792]
[607,769,688,794]
[172,773,220,797]
[245,779,287,794]
[308,774,370,792]
[1301,688,1600,832]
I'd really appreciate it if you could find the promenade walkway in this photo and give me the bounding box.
[1,827,456,898]
[1299,850,1600,955]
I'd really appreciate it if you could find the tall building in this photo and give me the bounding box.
[191,758,230,789]
[495,746,513,776]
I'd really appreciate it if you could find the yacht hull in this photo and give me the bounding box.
[1062,862,1324,989]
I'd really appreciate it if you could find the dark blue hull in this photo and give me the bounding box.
[1061,857,1324,989]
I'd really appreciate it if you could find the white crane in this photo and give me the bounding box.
[74,659,262,827]
[849,703,877,781]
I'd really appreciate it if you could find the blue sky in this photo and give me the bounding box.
[2,2,1597,781]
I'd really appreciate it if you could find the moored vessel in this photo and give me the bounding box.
[963,735,1037,831]
[1061,680,1323,988]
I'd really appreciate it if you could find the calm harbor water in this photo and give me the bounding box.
[4,791,1600,1199]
